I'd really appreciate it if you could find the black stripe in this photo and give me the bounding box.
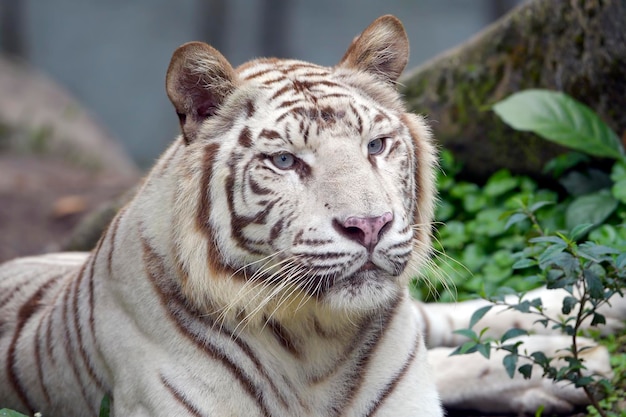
[332,294,402,415]
[363,332,420,417]
[74,256,107,391]
[161,374,206,417]
[7,275,61,414]
[34,311,52,404]
[267,318,301,357]
[242,67,276,81]
[141,236,275,416]
[61,275,95,411]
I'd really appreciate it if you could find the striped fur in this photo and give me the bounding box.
[4,14,621,416]
[0,16,443,417]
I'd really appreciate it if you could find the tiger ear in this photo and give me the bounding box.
[338,15,409,83]
[166,42,237,144]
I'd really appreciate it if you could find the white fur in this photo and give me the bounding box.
[1,14,623,417]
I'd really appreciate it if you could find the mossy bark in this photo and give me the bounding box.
[401,0,626,181]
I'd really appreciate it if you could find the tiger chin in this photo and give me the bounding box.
[0,15,443,417]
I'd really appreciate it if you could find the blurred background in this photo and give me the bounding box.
[1,0,522,167]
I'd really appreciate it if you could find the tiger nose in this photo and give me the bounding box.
[334,212,393,251]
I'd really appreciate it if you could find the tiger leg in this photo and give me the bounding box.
[416,287,626,348]
[428,335,611,414]
[417,287,625,413]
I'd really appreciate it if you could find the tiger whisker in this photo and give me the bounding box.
[261,265,310,331]
[210,253,297,325]
[233,258,303,336]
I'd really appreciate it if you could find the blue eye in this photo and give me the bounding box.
[271,153,296,169]
[367,138,385,155]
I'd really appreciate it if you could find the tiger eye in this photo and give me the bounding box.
[367,138,385,155]
[271,153,296,169]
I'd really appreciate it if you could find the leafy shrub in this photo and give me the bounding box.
[413,90,626,303]
[437,89,626,417]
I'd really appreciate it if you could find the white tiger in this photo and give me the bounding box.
[0,15,623,417]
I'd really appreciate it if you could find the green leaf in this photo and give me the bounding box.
[559,169,612,197]
[565,189,618,230]
[562,324,576,336]
[543,152,589,178]
[503,354,518,378]
[518,363,533,379]
[99,394,111,417]
[574,376,594,388]
[534,405,545,417]
[531,351,550,367]
[505,212,528,230]
[611,160,626,182]
[463,193,489,214]
[483,170,519,197]
[591,313,606,326]
[453,328,478,340]
[512,258,537,270]
[561,296,578,315]
[612,178,626,204]
[0,408,28,417]
[501,328,528,342]
[450,341,479,356]
[617,253,626,269]
[569,223,595,241]
[578,242,621,261]
[544,252,578,276]
[529,201,554,213]
[611,162,626,203]
[469,305,493,329]
[538,244,567,267]
[493,89,624,160]
[511,300,533,313]
[500,342,522,353]
[476,342,491,359]
[529,236,567,245]
[584,269,604,299]
[0,411,30,417]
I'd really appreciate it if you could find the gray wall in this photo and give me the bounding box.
[2,0,521,167]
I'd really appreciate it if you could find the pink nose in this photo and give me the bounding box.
[334,212,393,251]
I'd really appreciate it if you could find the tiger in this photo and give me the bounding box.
[0,14,624,417]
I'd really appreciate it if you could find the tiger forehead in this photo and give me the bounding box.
[237,58,332,83]
[238,59,353,103]
[235,58,398,143]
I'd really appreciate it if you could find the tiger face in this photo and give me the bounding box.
[166,16,436,319]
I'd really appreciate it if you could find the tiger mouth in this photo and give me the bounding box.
[358,261,378,272]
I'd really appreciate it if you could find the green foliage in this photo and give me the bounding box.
[410,150,562,302]
[442,89,626,417]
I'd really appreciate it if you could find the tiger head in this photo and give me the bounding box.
[164,15,437,323]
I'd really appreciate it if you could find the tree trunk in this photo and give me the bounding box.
[400,0,626,181]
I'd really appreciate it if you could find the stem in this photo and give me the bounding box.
[525,208,545,237]
[569,246,608,417]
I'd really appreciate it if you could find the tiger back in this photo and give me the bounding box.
[0,15,442,417]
